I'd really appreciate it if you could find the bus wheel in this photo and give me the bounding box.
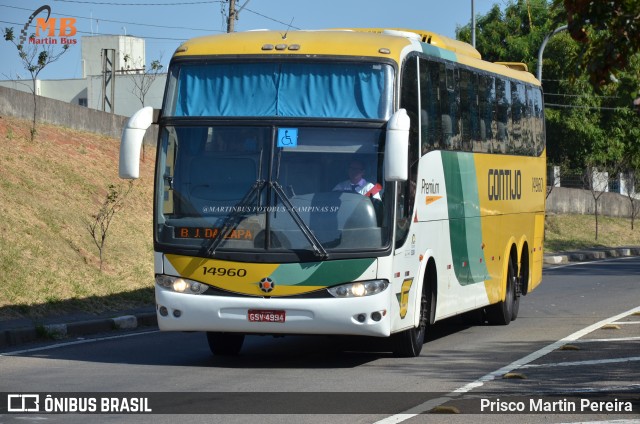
[486,258,516,326]
[393,285,429,357]
[511,271,521,322]
[206,332,245,356]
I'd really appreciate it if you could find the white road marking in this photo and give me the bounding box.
[520,356,640,369]
[373,305,640,424]
[544,256,638,270]
[0,329,160,356]
[573,336,640,343]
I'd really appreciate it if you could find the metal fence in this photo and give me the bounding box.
[547,165,638,195]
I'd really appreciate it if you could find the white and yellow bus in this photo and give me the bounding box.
[119,28,546,357]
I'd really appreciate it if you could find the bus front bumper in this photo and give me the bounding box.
[155,286,392,337]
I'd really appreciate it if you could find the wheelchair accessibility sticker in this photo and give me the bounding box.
[277,128,298,148]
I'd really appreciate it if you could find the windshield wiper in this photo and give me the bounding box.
[205,179,265,256]
[270,181,328,260]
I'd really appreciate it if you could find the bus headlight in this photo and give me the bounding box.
[327,280,389,298]
[155,275,209,295]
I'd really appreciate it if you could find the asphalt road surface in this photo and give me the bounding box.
[1,257,639,424]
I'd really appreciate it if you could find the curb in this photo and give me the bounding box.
[543,246,640,266]
[0,311,157,349]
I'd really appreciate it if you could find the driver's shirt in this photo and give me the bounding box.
[333,178,381,200]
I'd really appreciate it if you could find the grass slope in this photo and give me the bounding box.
[0,116,155,319]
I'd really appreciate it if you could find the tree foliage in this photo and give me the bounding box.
[3,27,71,141]
[553,0,640,88]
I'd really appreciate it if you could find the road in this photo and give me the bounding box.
[1,257,639,423]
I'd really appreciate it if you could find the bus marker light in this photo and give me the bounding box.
[159,306,168,317]
[371,312,382,322]
[261,44,274,50]
[173,309,182,318]
[275,44,287,50]
[378,48,390,54]
[356,314,366,323]
[288,44,300,50]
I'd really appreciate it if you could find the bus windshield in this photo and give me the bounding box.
[155,125,391,257]
[163,61,394,120]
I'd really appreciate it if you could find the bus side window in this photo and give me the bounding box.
[511,82,527,154]
[460,69,479,152]
[496,79,511,154]
[478,74,496,153]
[420,58,441,154]
[531,87,545,156]
[441,66,460,150]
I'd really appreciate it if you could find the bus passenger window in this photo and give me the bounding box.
[478,74,496,153]
[496,79,511,154]
[441,67,460,150]
[420,59,441,154]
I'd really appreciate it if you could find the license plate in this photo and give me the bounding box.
[248,310,286,323]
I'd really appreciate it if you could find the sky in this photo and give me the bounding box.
[0,0,500,81]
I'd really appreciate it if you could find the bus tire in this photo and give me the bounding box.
[206,332,245,356]
[392,283,430,357]
[486,258,516,326]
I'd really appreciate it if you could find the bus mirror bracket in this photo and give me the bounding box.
[384,108,410,182]
[119,106,154,179]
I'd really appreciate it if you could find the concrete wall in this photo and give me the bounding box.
[547,187,635,218]
[0,74,166,117]
[0,85,157,146]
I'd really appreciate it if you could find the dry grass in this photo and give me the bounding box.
[0,116,155,320]
[545,214,640,253]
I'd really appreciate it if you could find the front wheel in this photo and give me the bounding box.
[206,332,245,356]
[392,286,431,357]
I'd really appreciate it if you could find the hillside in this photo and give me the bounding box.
[0,116,155,319]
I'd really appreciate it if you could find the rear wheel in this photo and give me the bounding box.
[486,258,516,325]
[206,332,245,356]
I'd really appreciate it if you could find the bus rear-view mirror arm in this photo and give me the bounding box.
[119,106,156,179]
[384,108,410,182]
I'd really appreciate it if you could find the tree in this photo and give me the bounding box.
[122,54,164,108]
[3,27,71,141]
[87,182,134,271]
[622,170,640,230]
[552,0,640,88]
[457,0,557,73]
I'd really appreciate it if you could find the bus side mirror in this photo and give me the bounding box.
[119,107,154,179]
[384,108,410,182]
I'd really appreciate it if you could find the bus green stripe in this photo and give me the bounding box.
[442,152,488,285]
[269,258,375,287]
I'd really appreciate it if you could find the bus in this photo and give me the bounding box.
[119,28,546,357]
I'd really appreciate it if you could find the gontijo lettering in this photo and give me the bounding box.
[488,169,522,201]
